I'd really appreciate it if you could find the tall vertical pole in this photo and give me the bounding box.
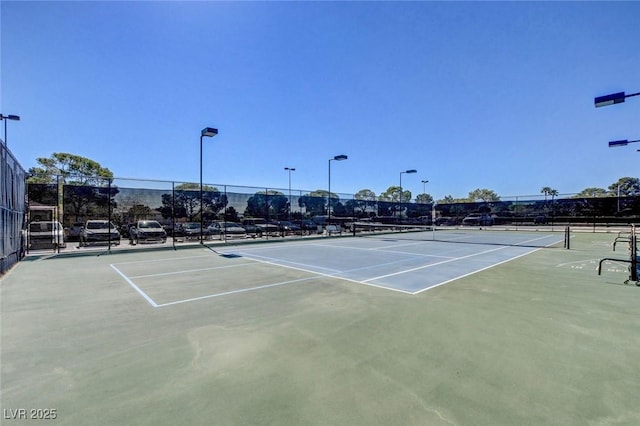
[328,159,331,221]
[200,134,204,244]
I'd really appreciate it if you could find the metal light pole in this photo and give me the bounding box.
[200,127,218,244]
[421,179,429,202]
[399,169,417,218]
[0,114,20,146]
[285,167,295,220]
[328,155,348,222]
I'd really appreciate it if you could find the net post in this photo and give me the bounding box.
[631,227,638,283]
[564,225,570,250]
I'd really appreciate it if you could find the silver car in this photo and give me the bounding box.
[80,220,121,246]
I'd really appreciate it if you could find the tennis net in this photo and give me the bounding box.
[352,222,567,249]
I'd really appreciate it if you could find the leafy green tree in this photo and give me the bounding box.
[298,191,327,217]
[224,206,240,222]
[298,190,345,217]
[573,187,607,198]
[158,183,227,221]
[354,189,377,216]
[27,152,113,185]
[416,193,434,204]
[468,188,500,202]
[608,177,640,196]
[27,153,117,224]
[245,190,287,219]
[438,195,470,203]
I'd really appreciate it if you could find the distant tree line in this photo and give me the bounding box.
[25,153,640,227]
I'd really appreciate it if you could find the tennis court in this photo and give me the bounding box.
[110,229,566,308]
[2,229,640,425]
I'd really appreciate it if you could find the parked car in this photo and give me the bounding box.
[129,220,167,244]
[534,215,548,224]
[434,217,453,226]
[294,220,319,234]
[276,221,301,235]
[240,221,262,238]
[27,221,67,249]
[206,222,222,237]
[242,218,279,236]
[80,220,121,246]
[180,222,209,240]
[462,214,494,226]
[219,222,248,238]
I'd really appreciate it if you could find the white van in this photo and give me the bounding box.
[27,221,67,249]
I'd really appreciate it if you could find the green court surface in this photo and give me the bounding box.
[1,231,639,425]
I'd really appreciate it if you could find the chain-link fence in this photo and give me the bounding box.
[25,175,640,253]
[1,142,27,274]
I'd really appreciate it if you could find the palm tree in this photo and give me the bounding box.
[540,186,553,203]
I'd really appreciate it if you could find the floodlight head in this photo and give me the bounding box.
[405,169,417,174]
[285,167,295,171]
[333,155,348,161]
[595,92,625,108]
[422,180,429,183]
[201,127,218,138]
[608,139,629,147]
[1,114,20,121]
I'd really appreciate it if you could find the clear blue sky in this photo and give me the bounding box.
[2,1,639,200]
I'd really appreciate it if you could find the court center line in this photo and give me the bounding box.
[310,242,454,259]
[363,235,562,283]
[228,251,415,295]
[227,251,344,274]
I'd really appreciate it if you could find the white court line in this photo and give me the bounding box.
[156,276,321,307]
[110,234,563,306]
[112,253,217,265]
[311,242,454,259]
[411,246,548,294]
[129,262,255,279]
[229,252,344,274]
[228,250,415,295]
[110,264,159,307]
[363,234,561,283]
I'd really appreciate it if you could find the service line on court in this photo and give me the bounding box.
[110,264,159,308]
[155,276,321,307]
[311,241,454,259]
[109,258,328,307]
[128,262,255,279]
[362,234,560,284]
[225,249,416,295]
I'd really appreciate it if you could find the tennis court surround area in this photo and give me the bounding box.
[2,228,640,425]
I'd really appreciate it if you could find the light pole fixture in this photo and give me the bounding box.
[0,114,20,146]
[608,139,640,148]
[328,155,348,221]
[200,127,218,243]
[421,180,429,201]
[285,167,295,220]
[399,169,417,217]
[594,91,640,108]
